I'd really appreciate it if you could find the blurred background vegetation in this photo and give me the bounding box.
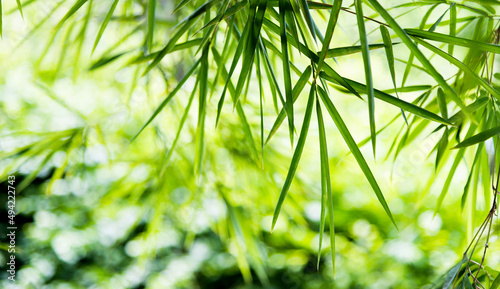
[0,0,500,288]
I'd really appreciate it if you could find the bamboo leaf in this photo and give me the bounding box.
[92,0,120,53]
[413,38,500,102]
[380,25,408,125]
[435,125,477,214]
[130,58,201,142]
[298,0,317,42]
[449,3,456,55]
[216,11,255,126]
[366,0,473,121]
[325,43,391,58]
[144,0,216,75]
[212,48,261,167]
[442,256,467,288]
[428,3,453,32]
[164,79,199,166]
[317,86,397,229]
[454,125,500,149]
[355,0,376,156]
[232,0,267,108]
[316,92,335,274]
[271,84,315,232]
[436,88,448,119]
[406,28,500,54]
[319,72,451,126]
[172,0,192,14]
[278,0,295,145]
[435,128,448,169]
[266,66,312,144]
[55,0,88,31]
[195,46,210,176]
[147,0,156,51]
[16,0,23,18]
[316,0,342,77]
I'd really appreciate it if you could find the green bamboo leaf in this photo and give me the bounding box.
[491,272,500,289]
[317,86,397,229]
[55,0,89,31]
[316,0,342,77]
[449,3,456,55]
[216,9,256,126]
[266,66,312,144]
[195,46,210,176]
[285,7,301,59]
[383,85,431,94]
[435,128,448,169]
[261,18,361,99]
[436,88,448,119]
[172,0,192,14]
[164,79,199,166]
[298,0,317,42]
[288,0,316,49]
[262,38,302,76]
[259,41,286,112]
[271,84,315,232]
[315,93,335,274]
[435,125,477,214]
[319,72,452,126]
[255,51,265,166]
[325,43,390,58]
[232,0,267,108]
[212,48,261,167]
[16,0,23,18]
[147,0,156,51]
[461,144,482,210]
[442,256,467,288]
[428,3,453,32]
[380,25,408,125]
[278,0,296,145]
[92,0,120,53]
[355,0,376,156]
[400,3,437,90]
[454,125,500,149]
[406,28,500,54]
[366,0,473,121]
[144,0,216,75]
[197,0,247,32]
[130,58,201,142]
[462,273,473,289]
[448,97,489,125]
[414,38,500,102]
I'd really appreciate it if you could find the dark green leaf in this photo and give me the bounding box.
[317,86,397,229]
[454,125,500,149]
[271,84,315,232]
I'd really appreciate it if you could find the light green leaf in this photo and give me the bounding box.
[92,0,120,53]
[147,0,156,51]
